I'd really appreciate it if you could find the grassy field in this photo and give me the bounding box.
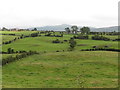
[2,51,118,88]
[2,54,17,59]
[1,35,19,44]
[1,36,119,52]
[1,31,119,88]
[0,31,38,35]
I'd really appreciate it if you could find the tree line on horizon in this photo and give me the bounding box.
[65,26,90,34]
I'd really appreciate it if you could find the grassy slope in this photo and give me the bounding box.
[1,36,118,52]
[1,35,19,44]
[2,51,118,88]
[1,31,119,88]
[2,54,17,59]
[0,31,38,35]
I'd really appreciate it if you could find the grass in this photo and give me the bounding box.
[2,51,118,88]
[2,54,17,59]
[1,35,19,44]
[1,36,119,52]
[1,31,119,88]
[0,31,38,36]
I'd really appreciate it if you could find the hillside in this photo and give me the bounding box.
[28,24,118,32]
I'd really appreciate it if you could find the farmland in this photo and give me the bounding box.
[1,30,119,88]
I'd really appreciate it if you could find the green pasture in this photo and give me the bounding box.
[0,31,38,36]
[2,51,118,88]
[1,36,119,52]
[1,31,119,88]
[0,35,19,44]
[2,54,17,59]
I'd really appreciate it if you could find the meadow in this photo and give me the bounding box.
[1,31,119,88]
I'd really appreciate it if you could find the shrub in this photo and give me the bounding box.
[52,39,61,43]
[64,40,68,42]
[56,50,59,52]
[73,34,89,39]
[92,35,110,41]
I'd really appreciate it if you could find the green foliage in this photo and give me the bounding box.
[80,27,90,35]
[52,39,61,43]
[92,35,110,41]
[32,28,37,31]
[74,34,89,39]
[69,38,77,50]
[71,26,78,34]
[7,48,14,54]
[65,27,71,34]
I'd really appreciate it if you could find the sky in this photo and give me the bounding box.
[0,0,119,29]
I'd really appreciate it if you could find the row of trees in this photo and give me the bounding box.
[65,26,90,34]
[2,32,41,45]
[90,31,120,35]
[2,50,39,65]
[81,48,120,52]
[92,35,110,41]
[1,27,29,31]
[73,35,89,39]
[44,31,63,37]
[1,48,31,54]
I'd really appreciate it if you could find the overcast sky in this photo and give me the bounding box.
[0,0,119,28]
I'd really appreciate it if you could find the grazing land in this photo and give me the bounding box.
[1,30,119,88]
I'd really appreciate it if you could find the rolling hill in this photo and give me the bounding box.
[28,24,118,32]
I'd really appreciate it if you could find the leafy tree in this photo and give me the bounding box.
[80,27,90,35]
[71,26,78,34]
[7,48,14,54]
[69,38,77,50]
[32,28,37,31]
[65,27,71,34]
[2,27,8,31]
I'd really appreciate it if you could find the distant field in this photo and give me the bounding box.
[0,31,38,35]
[2,51,118,88]
[1,36,119,52]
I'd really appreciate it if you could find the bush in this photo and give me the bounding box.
[2,50,39,66]
[31,33,39,37]
[92,35,110,41]
[73,35,89,39]
[64,40,68,42]
[56,50,59,52]
[112,38,120,41]
[52,39,61,43]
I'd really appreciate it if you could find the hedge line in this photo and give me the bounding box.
[81,48,120,52]
[2,51,39,66]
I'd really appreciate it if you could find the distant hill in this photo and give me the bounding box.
[90,26,118,32]
[28,24,118,32]
[29,24,72,31]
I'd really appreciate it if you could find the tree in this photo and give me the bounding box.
[7,48,14,54]
[71,26,78,34]
[80,27,90,35]
[65,27,71,34]
[32,28,37,31]
[69,38,77,50]
[2,27,8,31]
